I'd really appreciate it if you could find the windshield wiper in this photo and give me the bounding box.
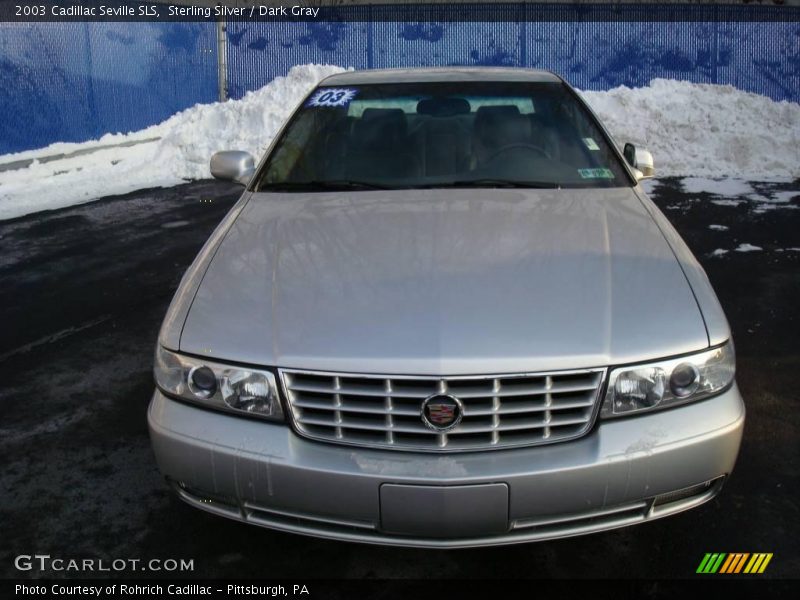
[259,180,389,192]
[259,179,561,192]
[442,178,561,189]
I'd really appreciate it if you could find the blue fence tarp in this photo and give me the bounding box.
[1,12,798,154]
[227,20,800,102]
[0,22,219,154]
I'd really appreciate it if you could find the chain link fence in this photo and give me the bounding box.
[1,4,798,154]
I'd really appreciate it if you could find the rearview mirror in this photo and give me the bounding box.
[210,151,255,185]
[623,143,655,180]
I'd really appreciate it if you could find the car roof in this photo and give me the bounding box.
[319,67,564,86]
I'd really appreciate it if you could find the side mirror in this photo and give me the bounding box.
[623,143,655,180]
[210,151,255,185]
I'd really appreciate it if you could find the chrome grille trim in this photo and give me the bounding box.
[279,368,607,452]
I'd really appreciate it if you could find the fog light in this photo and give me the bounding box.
[670,363,700,397]
[652,477,722,507]
[187,365,217,399]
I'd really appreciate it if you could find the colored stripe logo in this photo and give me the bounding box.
[697,553,773,574]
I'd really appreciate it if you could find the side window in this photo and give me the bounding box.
[558,99,589,137]
[544,97,605,168]
[266,111,350,182]
[263,111,317,183]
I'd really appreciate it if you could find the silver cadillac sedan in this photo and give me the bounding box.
[148,68,744,547]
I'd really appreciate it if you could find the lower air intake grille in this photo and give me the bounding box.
[280,368,606,452]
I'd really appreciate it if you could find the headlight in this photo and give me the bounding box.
[601,340,735,418]
[154,345,284,421]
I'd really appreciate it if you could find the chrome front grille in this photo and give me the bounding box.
[280,368,606,451]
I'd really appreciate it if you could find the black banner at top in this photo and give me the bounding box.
[1,1,799,22]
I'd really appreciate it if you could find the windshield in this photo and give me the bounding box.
[254,81,630,191]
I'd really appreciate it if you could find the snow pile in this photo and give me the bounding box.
[581,79,800,179]
[153,63,348,181]
[0,64,347,220]
[1,68,799,220]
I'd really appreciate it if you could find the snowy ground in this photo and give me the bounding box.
[0,64,798,221]
[1,178,797,578]
[640,177,800,257]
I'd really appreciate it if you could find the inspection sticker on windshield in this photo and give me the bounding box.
[578,168,615,179]
[583,137,600,150]
[306,88,358,108]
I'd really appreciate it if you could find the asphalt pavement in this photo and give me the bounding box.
[0,178,798,579]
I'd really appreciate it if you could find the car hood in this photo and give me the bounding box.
[179,188,708,374]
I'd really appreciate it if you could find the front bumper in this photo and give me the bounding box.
[148,384,744,548]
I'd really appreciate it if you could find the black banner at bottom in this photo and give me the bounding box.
[4,578,798,600]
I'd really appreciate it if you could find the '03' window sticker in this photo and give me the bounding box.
[306,88,359,108]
